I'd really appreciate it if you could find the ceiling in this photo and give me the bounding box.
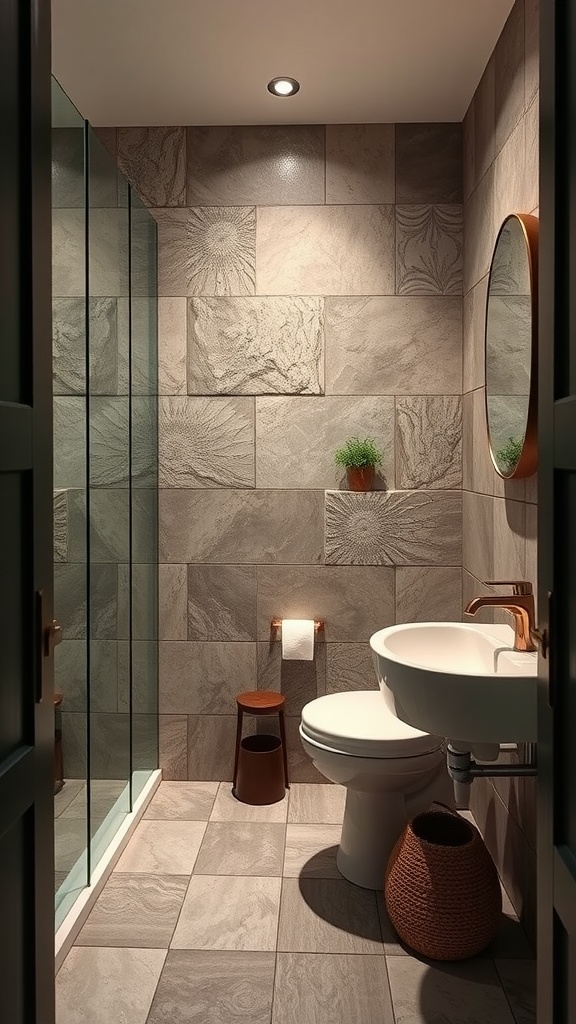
[52,0,514,127]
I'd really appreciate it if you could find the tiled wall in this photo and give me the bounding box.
[99,123,464,783]
[462,0,538,937]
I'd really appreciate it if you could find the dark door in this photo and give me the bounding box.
[538,0,576,1020]
[0,1,55,1022]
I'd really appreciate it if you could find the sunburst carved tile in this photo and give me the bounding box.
[155,207,256,296]
[159,396,254,488]
[54,490,68,562]
[325,490,462,566]
[396,204,463,295]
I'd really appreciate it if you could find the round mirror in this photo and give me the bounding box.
[485,213,539,479]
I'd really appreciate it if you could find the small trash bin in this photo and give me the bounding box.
[234,734,286,805]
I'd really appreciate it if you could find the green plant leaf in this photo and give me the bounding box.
[334,436,383,468]
[495,435,523,471]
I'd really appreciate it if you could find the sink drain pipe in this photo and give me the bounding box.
[447,743,537,785]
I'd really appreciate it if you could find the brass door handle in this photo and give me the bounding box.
[44,619,63,656]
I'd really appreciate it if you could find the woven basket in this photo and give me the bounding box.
[385,808,502,960]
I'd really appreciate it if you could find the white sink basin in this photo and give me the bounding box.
[370,622,537,744]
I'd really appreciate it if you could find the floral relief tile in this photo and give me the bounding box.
[325,124,395,204]
[396,204,463,295]
[158,297,187,396]
[187,296,324,395]
[154,207,256,296]
[159,396,254,488]
[325,490,462,566]
[53,298,85,395]
[54,490,68,562]
[117,127,186,206]
[396,396,462,489]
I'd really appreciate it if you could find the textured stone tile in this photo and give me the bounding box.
[463,102,474,205]
[194,822,285,876]
[155,207,256,296]
[160,641,256,714]
[145,782,218,821]
[51,127,86,208]
[68,488,126,564]
[396,123,463,203]
[210,782,288,823]
[525,98,539,214]
[118,127,186,206]
[281,717,325,783]
[187,715,254,782]
[160,489,324,564]
[54,564,86,640]
[325,490,462,566]
[54,817,89,874]
[159,564,187,640]
[288,784,346,824]
[115,820,207,874]
[90,297,120,395]
[54,780,85,819]
[89,712,131,779]
[525,0,539,108]
[257,205,395,296]
[52,209,85,297]
[76,873,188,947]
[325,643,377,693]
[159,396,254,488]
[495,959,536,1024]
[525,503,537,599]
[495,0,526,155]
[53,297,85,395]
[256,565,395,642]
[387,957,516,1024]
[171,875,282,951]
[474,58,496,190]
[60,712,88,777]
[55,638,116,712]
[493,498,526,580]
[88,127,121,208]
[273,952,394,1024]
[277,878,383,953]
[89,397,129,487]
[325,296,462,396]
[396,396,462,489]
[88,208,130,298]
[493,119,529,231]
[325,124,395,204]
[132,396,158,488]
[147,949,275,1024]
[54,490,68,562]
[464,166,497,294]
[187,296,324,395]
[187,125,324,206]
[61,780,126,822]
[283,824,342,878]
[158,297,187,395]
[396,204,463,295]
[463,275,488,393]
[396,566,463,623]
[56,947,166,1024]
[256,396,394,489]
[159,715,188,781]
[54,397,86,489]
[257,642,326,715]
[462,491,495,581]
[188,564,257,640]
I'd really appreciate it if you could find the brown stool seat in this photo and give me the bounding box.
[236,690,286,715]
[233,690,289,802]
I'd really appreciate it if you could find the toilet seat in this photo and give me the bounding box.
[301,691,443,758]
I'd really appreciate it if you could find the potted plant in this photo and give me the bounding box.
[334,436,382,492]
[495,436,523,474]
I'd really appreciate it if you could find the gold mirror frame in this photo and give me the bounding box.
[485,212,539,479]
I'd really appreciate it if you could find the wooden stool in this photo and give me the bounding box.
[233,691,289,798]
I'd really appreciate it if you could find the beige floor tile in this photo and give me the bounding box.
[144,781,219,820]
[193,822,285,876]
[76,874,189,948]
[495,959,536,1024]
[386,957,516,1024]
[283,825,342,878]
[171,875,282,951]
[56,947,167,1024]
[115,819,207,874]
[54,780,85,818]
[210,782,289,823]
[61,780,127,820]
[287,784,346,824]
[273,952,394,1024]
[277,877,384,954]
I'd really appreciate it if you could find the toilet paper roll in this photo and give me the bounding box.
[281,619,315,661]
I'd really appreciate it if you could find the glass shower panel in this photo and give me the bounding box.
[52,79,89,925]
[86,126,130,869]
[129,188,158,805]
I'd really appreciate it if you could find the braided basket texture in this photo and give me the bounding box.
[385,808,502,960]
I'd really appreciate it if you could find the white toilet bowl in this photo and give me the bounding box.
[299,690,454,889]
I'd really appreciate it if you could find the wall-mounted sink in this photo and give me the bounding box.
[370,622,537,745]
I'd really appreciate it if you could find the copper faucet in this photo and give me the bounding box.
[464,580,538,653]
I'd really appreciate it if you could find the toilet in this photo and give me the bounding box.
[299,690,454,889]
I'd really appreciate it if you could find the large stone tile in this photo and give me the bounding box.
[159,715,188,781]
[158,297,187,395]
[89,397,129,488]
[154,207,256,296]
[463,276,488,393]
[257,641,326,716]
[89,712,131,779]
[495,959,536,1024]
[273,953,394,1024]
[325,490,462,566]
[115,820,207,874]
[325,124,395,204]
[256,565,395,642]
[277,878,383,954]
[76,873,189,947]
[281,717,325,783]
[53,297,85,395]
[187,296,324,395]
[188,564,257,641]
[210,782,289,824]
[186,125,324,206]
[494,0,526,156]
[256,396,394,489]
[159,489,324,564]
[159,396,255,487]
[493,497,526,580]
[55,638,116,713]
[55,817,88,874]
[143,779,213,823]
[118,127,186,206]
[187,715,253,782]
[68,488,127,564]
[464,166,497,294]
[160,641,256,714]
[288,784,346,824]
[396,396,462,489]
[147,949,276,1024]
[283,825,342,878]
[52,209,85,297]
[386,956,516,1024]
[396,123,463,203]
[525,503,537,599]
[493,120,529,231]
[54,397,86,490]
[88,208,130,298]
[54,490,68,562]
[257,205,395,296]
[52,127,86,209]
[62,780,126,822]
[159,564,188,640]
[525,0,539,108]
[325,643,377,693]
[395,567,463,623]
[194,822,285,876]
[462,491,495,580]
[473,58,496,191]
[463,103,474,205]
[396,205,463,295]
[171,874,282,951]
[325,296,462,396]
[525,97,539,214]
[56,947,166,1024]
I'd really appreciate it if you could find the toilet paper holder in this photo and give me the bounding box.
[270,619,324,633]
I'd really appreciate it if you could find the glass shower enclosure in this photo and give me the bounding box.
[51,79,158,928]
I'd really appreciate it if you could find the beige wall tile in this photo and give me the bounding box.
[463,276,488,393]
[396,123,463,203]
[188,564,257,641]
[396,566,463,623]
[525,503,537,600]
[473,58,496,189]
[158,297,187,396]
[524,0,539,107]
[325,643,378,693]
[160,641,257,714]
[494,0,526,155]
[187,715,253,782]
[462,490,494,580]
[159,564,188,640]
[118,127,186,206]
[257,642,326,716]
[396,396,462,489]
[159,715,188,780]
[493,498,526,579]
[493,118,528,230]
[159,396,255,488]
[325,124,395,204]
[464,166,496,294]
[463,105,474,204]
[525,97,539,213]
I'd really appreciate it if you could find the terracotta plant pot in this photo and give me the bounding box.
[346,465,375,491]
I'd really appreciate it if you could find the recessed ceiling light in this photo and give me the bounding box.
[267,77,300,97]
